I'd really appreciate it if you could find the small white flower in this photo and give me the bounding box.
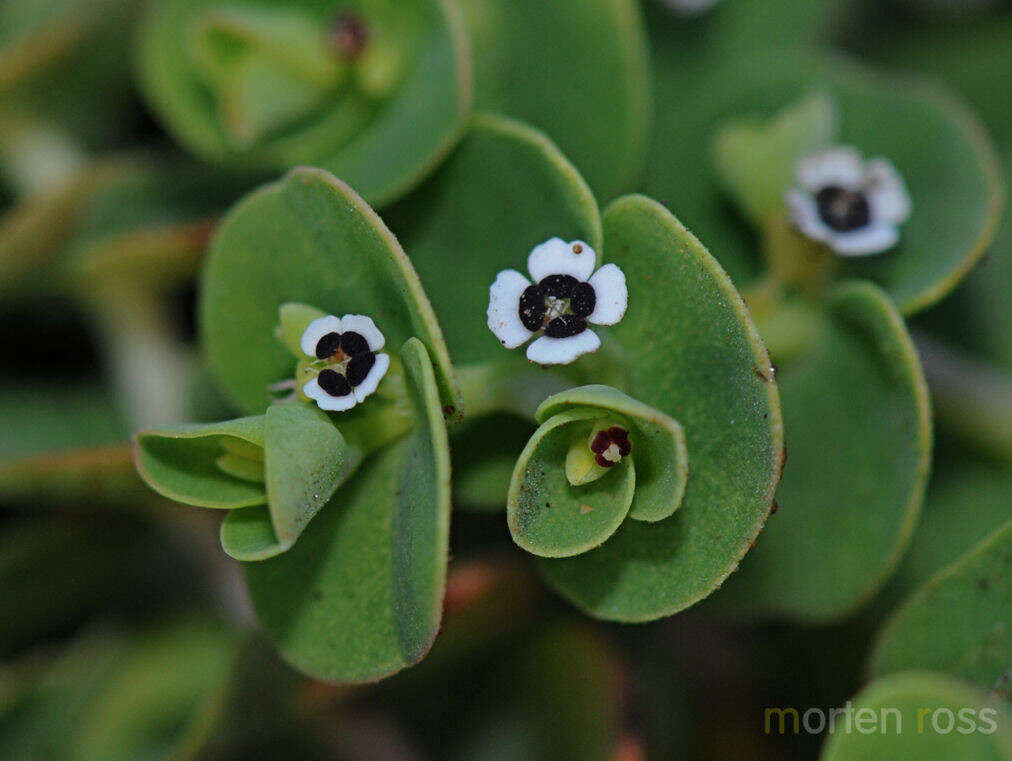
[487,238,627,365]
[785,146,912,257]
[299,314,389,411]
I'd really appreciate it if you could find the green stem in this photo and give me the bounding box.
[455,361,573,422]
[742,278,821,364]
[913,332,1012,461]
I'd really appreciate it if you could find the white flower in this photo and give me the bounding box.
[785,146,912,257]
[487,238,627,365]
[299,314,390,411]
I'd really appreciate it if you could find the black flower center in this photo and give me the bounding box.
[518,274,596,336]
[590,426,632,468]
[816,186,871,233]
[313,330,375,396]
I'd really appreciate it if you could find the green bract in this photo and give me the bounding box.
[390,115,784,621]
[507,385,688,558]
[136,0,470,206]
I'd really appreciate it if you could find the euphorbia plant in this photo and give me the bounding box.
[134,114,785,680]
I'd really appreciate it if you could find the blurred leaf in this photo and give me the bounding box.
[387,113,602,367]
[69,619,239,761]
[134,416,267,509]
[644,51,1002,314]
[508,406,637,558]
[200,166,458,416]
[888,464,1012,600]
[820,672,1012,760]
[869,518,1012,695]
[457,0,650,201]
[537,195,784,622]
[536,384,688,522]
[137,0,470,206]
[447,622,623,761]
[0,381,125,459]
[715,281,930,621]
[713,91,837,223]
[244,338,451,682]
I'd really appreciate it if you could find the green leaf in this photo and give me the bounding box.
[243,338,451,682]
[508,407,636,558]
[714,280,930,622]
[200,166,458,416]
[274,301,326,358]
[220,402,363,561]
[70,619,240,761]
[712,91,837,223]
[457,0,651,201]
[643,53,1002,314]
[136,0,470,206]
[536,195,785,622]
[386,113,602,367]
[536,384,689,522]
[819,672,1012,761]
[134,416,267,509]
[868,518,1012,695]
[889,464,1012,601]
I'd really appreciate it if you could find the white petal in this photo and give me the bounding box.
[865,158,912,224]
[827,223,899,257]
[487,269,534,349]
[587,264,628,326]
[300,315,342,357]
[796,146,864,192]
[785,189,834,244]
[303,376,357,411]
[353,352,390,403]
[526,330,601,365]
[527,238,596,283]
[340,314,385,351]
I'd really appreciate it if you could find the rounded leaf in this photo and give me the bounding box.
[200,166,458,416]
[136,0,471,206]
[536,195,785,622]
[820,672,1012,761]
[714,281,931,622]
[386,113,602,367]
[869,518,1012,693]
[457,0,651,200]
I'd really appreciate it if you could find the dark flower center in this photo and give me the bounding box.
[816,186,871,233]
[313,330,374,396]
[518,274,596,336]
[590,426,632,468]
